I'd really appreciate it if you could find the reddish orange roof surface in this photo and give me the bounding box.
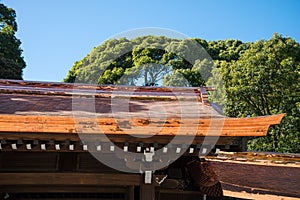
[0,79,284,137]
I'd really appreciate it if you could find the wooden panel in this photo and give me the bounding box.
[0,152,58,171]
[158,189,205,200]
[0,173,141,186]
[76,153,120,173]
[58,152,77,171]
[0,186,128,193]
[5,193,125,200]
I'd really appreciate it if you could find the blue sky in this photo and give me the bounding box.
[2,0,300,82]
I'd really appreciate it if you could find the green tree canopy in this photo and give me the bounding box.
[64,36,212,86]
[64,34,300,153]
[0,3,26,79]
[214,34,300,152]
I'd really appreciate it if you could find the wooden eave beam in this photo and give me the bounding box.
[0,114,285,137]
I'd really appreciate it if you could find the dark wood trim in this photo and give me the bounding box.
[0,185,128,193]
[58,152,77,171]
[140,184,155,200]
[0,132,236,145]
[0,173,140,186]
[127,186,135,200]
[158,188,202,194]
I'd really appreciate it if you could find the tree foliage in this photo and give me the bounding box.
[64,34,300,153]
[213,34,300,153]
[0,3,26,79]
[63,36,210,86]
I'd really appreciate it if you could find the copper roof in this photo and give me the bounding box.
[0,79,284,137]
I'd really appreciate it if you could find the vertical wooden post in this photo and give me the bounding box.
[127,186,135,200]
[140,183,155,200]
[140,172,156,200]
[241,137,248,151]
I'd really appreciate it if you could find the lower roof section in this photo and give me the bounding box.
[0,79,285,138]
[0,114,284,137]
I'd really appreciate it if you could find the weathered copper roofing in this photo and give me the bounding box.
[0,79,284,137]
